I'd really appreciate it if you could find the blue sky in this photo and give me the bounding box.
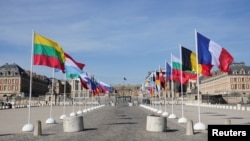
[0,0,250,86]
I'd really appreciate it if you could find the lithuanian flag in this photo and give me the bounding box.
[33,33,65,71]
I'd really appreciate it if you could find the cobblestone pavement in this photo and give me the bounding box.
[0,103,208,141]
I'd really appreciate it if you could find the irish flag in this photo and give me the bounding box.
[33,33,65,71]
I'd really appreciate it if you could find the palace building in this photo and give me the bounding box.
[143,62,250,104]
[0,63,49,98]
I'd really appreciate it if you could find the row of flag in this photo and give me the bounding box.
[143,30,234,94]
[33,32,113,95]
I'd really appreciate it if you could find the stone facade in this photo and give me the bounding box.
[143,62,250,104]
[200,62,250,103]
[200,62,250,95]
[0,63,49,98]
[67,79,89,99]
[111,84,141,96]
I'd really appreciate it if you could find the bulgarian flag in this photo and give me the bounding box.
[33,33,65,71]
[172,54,196,85]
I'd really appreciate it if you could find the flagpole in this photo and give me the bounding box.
[162,60,168,117]
[91,76,94,110]
[151,87,153,110]
[178,44,187,123]
[157,65,163,114]
[194,29,207,130]
[22,30,35,132]
[77,79,83,115]
[70,78,77,116]
[60,73,67,119]
[83,70,89,112]
[169,53,176,118]
[83,88,87,113]
[45,68,56,124]
[153,70,157,112]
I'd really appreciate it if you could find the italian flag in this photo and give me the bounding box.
[33,33,65,71]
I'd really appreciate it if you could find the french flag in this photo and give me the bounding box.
[197,32,233,72]
[79,73,91,90]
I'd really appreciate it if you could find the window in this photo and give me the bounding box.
[240,70,245,74]
[230,78,233,82]
[242,84,245,89]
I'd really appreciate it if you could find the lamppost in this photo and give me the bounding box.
[129,89,132,103]
[123,77,127,103]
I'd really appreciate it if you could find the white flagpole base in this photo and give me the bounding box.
[162,111,169,117]
[157,110,163,114]
[194,122,207,130]
[153,109,158,112]
[60,114,66,120]
[45,118,56,124]
[22,123,34,132]
[77,110,83,115]
[168,113,177,119]
[70,112,76,117]
[178,117,188,123]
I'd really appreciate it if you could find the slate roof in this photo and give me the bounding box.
[0,63,26,76]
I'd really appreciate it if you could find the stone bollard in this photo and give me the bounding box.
[224,119,231,125]
[146,115,166,132]
[34,120,42,136]
[237,104,241,110]
[186,120,194,135]
[63,116,84,132]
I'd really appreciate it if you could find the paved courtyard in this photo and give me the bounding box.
[0,103,249,141]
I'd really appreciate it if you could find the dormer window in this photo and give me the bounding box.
[240,69,245,74]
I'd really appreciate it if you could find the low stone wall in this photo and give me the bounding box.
[185,103,250,112]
